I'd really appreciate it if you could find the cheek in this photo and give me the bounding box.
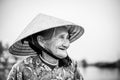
[45,39,63,51]
[50,40,62,50]
[54,40,63,47]
[45,41,57,50]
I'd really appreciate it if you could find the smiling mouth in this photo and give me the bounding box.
[59,48,66,50]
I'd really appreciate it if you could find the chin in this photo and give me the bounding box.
[56,52,67,59]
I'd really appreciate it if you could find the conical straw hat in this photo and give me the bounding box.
[9,13,84,56]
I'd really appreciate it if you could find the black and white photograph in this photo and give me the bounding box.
[0,0,120,80]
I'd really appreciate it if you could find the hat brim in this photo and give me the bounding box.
[9,25,84,56]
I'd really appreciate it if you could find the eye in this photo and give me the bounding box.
[59,34,70,40]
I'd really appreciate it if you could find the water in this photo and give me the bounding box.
[80,67,120,80]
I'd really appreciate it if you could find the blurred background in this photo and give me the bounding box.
[0,0,120,80]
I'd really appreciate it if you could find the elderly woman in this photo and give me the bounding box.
[7,14,84,80]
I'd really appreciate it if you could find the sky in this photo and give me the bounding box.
[0,0,120,63]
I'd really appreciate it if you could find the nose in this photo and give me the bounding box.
[62,39,70,49]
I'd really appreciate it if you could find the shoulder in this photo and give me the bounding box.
[11,55,42,71]
[7,55,44,80]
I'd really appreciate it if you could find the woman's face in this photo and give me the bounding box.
[43,27,70,59]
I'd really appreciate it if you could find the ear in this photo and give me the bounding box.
[37,35,46,48]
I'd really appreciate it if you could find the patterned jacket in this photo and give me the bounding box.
[7,55,83,80]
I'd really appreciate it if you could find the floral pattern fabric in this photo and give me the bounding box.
[7,56,83,80]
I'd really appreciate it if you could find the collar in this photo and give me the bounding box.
[39,55,58,70]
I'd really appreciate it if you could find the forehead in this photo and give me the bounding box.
[54,27,68,36]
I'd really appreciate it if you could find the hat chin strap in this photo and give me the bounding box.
[28,36,60,60]
[38,45,60,60]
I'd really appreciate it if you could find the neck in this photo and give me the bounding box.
[41,51,58,66]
